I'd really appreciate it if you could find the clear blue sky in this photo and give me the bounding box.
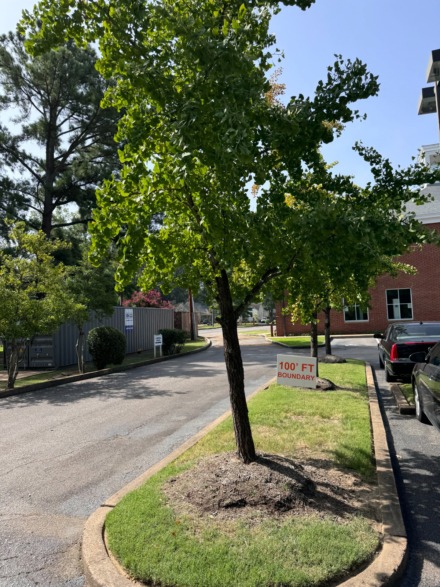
[4,0,440,186]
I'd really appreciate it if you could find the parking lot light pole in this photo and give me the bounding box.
[418,49,440,142]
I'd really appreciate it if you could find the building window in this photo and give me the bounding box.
[386,289,413,320]
[344,304,369,322]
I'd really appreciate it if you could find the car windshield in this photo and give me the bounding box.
[394,324,440,340]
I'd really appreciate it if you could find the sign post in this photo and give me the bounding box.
[276,354,317,389]
[154,334,163,358]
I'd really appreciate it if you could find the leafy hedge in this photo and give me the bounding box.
[87,326,126,370]
[158,328,187,355]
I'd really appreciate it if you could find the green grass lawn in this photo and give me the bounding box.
[3,337,207,390]
[106,360,379,587]
[238,328,269,336]
[198,323,263,329]
[399,383,414,404]
[268,335,325,347]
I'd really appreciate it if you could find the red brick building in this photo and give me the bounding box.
[276,144,440,336]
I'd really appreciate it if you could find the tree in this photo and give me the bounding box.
[0,32,120,238]
[22,0,440,463]
[66,243,118,373]
[164,287,190,305]
[283,153,440,357]
[0,222,83,388]
[50,222,89,265]
[122,290,174,309]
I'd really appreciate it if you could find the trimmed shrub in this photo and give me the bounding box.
[158,328,187,355]
[87,326,126,370]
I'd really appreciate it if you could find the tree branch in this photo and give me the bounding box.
[234,266,282,319]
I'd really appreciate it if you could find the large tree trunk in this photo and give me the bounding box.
[6,341,25,389]
[310,313,318,358]
[41,108,58,238]
[281,293,288,337]
[188,288,196,341]
[6,347,18,389]
[217,270,256,464]
[76,328,85,373]
[310,313,319,377]
[324,306,332,355]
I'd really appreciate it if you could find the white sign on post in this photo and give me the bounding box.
[277,354,317,389]
[154,334,163,358]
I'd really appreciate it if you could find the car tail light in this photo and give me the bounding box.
[390,344,399,360]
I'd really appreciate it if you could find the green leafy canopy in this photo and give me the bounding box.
[0,222,84,342]
[0,32,120,238]
[21,0,384,308]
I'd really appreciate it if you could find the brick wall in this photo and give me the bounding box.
[276,222,440,336]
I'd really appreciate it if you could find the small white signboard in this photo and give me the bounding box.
[154,334,163,358]
[124,308,134,332]
[277,354,317,389]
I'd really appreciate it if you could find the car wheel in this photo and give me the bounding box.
[385,364,395,382]
[379,354,384,369]
[414,383,429,424]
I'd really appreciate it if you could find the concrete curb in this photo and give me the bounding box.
[82,365,408,587]
[390,383,416,415]
[338,364,407,586]
[0,339,212,399]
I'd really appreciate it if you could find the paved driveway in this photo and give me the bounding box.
[0,334,279,587]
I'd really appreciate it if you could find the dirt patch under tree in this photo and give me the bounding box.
[164,452,380,527]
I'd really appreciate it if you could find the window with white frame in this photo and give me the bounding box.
[386,288,413,320]
[343,304,369,322]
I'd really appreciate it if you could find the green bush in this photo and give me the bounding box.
[158,328,187,355]
[87,326,126,370]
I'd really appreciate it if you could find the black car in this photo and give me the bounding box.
[376,321,440,382]
[411,343,440,429]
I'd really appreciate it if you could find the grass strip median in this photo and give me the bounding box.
[268,335,325,347]
[105,359,380,587]
[399,383,414,405]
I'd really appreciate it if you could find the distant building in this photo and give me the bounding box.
[276,144,440,336]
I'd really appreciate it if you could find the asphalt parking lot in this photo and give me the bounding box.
[332,337,440,587]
